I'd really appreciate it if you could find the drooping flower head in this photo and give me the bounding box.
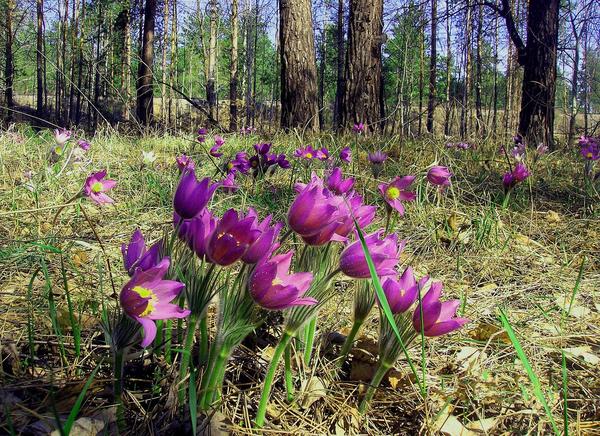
[78,139,91,151]
[378,176,416,215]
[120,258,190,347]
[412,281,469,337]
[173,169,219,220]
[368,150,388,177]
[248,251,316,310]
[176,154,195,172]
[83,170,116,205]
[339,230,403,279]
[54,129,71,146]
[326,167,355,195]
[381,267,429,314]
[121,229,162,276]
[427,166,452,188]
[219,172,239,193]
[242,209,283,264]
[205,209,261,266]
[340,146,352,163]
[352,123,365,134]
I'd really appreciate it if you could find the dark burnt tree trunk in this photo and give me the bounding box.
[341,0,384,132]
[36,0,45,117]
[318,25,326,129]
[206,0,218,121]
[426,0,437,133]
[333,0,345,130]
[4,0,15,120]
[488,0,559,148]
[136,0,156,126]
[229,0,239,132]
[279,0,320,131]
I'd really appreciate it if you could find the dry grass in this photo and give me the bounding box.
[0,125,599,434]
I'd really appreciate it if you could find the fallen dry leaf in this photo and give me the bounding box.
[563,346,599,365]
[300,376,327,409]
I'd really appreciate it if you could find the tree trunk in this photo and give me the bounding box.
[206,0,218,121]
[4,0,15,120]
[475,2,483,134]
[444,0,451,136]
[168,0,177,125]
[36,0,45,117]
[121,0,131,120]
[318,25,326,129]
[333,0,344,130]
[161,0,170,122]
[341,0,384,132]
[460,0,472,139]
[279,0,320,131]
[136,0,156,126]
[426,0,437,134]
[229,0,239,132]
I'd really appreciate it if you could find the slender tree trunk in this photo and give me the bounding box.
[492,2,498,136]
[475,2,483,134]
[4,0,15,120]
[418,10,424,135]
[136,0,157,126]
[161,0,169,122]
[426,0,437,134]
[318,25,327,129]
[341,0,384,132]
[92,5,102,130]
[333,0,344,130]
[582,14,589,135]
[168,0,177,125]
[75,0,85,124]
[229,0,239,132]
[444,0,452,136]
[279,0,320,131]
[36,0,45,117]
[206,0,218,121]
[121,0,131,120]
[244,6,254,126]
[567,7,580,146]
[460,0,472,139]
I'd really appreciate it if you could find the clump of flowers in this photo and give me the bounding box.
[445,141,472,150]
[502,162,529,192]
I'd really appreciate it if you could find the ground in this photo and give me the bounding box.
[0,125,598,434]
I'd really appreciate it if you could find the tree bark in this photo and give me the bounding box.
[161,0,170,122]
[136,0,156,126]
[4,0,15,120]
[229,0,239,132]
[444,0,452,136]
[206,0,218,121]
[279,0,320,131]
[36,0,45,117]
[460,0,472,139]
[333,0,344,130]
[426,0,437,134]
[341,0,384,132]
[475,2,483,134]
[318,25,327,129]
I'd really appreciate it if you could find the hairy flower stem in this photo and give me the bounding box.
[200,346,230,410]
[178,313,199,405]
[255,330,294,427]
[358,360,392,414]
[284,343,294,402]
[337,318,364,369]
[199,315,209,365]
[303,315,317,367]
[113,348,126,430]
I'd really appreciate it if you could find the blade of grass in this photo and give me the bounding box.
[61,256,81,359]
[352,220,424,395]
[189,364,198,435]
[498,309,559,435]
[62,362,102,435]
[561,350,569,436]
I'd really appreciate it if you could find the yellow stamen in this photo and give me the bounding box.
[386,186,400,200]
[91,181,103,193]
[305,152,313,159]
[227,162,234,170]
[132,286,157,317]
[587,152,593,159]
[272,278,284,286]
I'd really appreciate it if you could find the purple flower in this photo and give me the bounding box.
[412,281,469,337]
[511,142,526,160]
[121,229,162,276]
[219,172,239,193]
[240,126,256,135]
[339,230,403,279]
[427,166,452,187]
[210,136,225,157]
[352,123,365,134]
[176,154,195,172]
[294,145,317,160]
[173,169,219,220]
[368,151,387,164]
[512,162,529,182]
[205,209,261,266]
[185,209,217,260]
[329,193,376,240]
[242,209,283,264]
[277,153,290,169]
[316,147,330,161]
[288,176,340,238]
[83,170,116,205]
[78,139,91,151]
[197,128,208,143]
[536,144,549,156]
[339,147,352,163]
[227,152,250,174]
[248,155,260,171]
[502,172,515,191]
[120,258,190,347]
[54,129,71,146]
[381,267,429,314]
[248,251,316,310]
[326,167,355,195]
[254,143,272,155]
[378,176,416,215]
[579,136,599,161]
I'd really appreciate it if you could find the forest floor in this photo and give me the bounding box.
[0,125,599,435]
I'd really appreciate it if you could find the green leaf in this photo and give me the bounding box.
[62,362,102,435]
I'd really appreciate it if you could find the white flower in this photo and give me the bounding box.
[54,129,71,146]
[142,151,157,165]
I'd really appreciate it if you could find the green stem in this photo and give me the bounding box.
[337,318,364,369]
[164,320,173,363]
[178,314,199,405]
[358,360,391,414]
[303,316,317,367]
[199,315,209,365]
[155,320,163,352]
[284,343,294,402]
[255,331,294,428]
[200,346,229,410]
[113,348,126,430]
